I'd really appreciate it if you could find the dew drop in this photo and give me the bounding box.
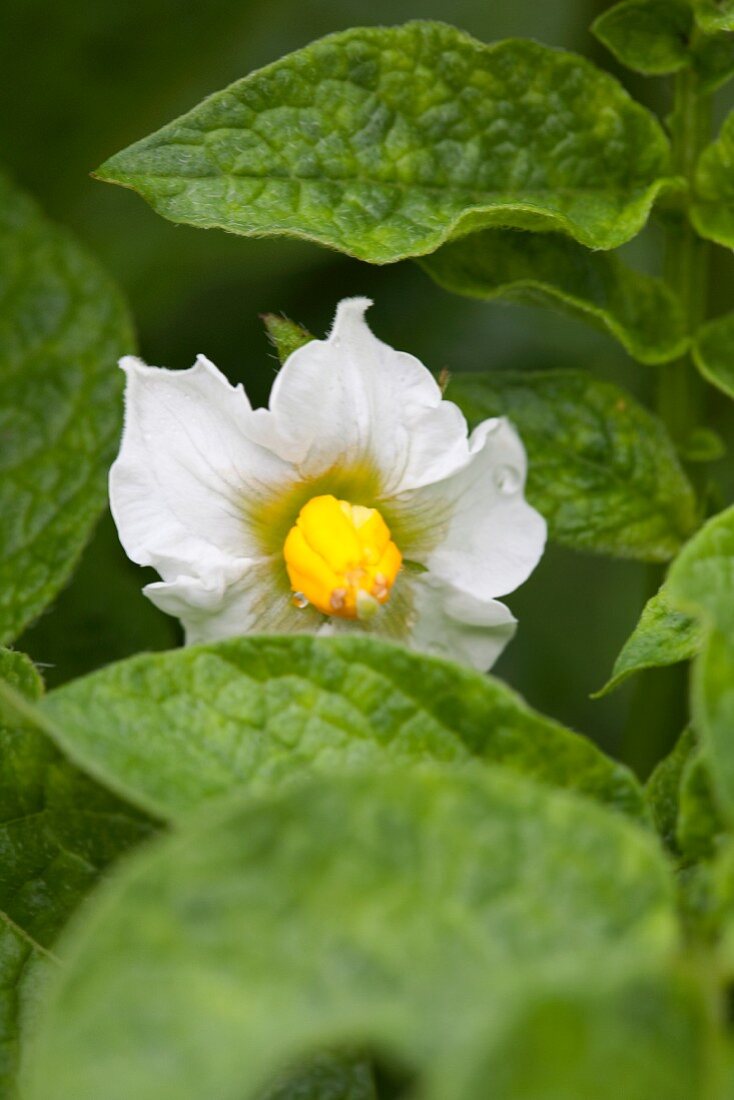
[291,592,309,609]
[494,465,521,494]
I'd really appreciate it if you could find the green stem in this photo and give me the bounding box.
[659,55,712,445]
[620,51,712,780]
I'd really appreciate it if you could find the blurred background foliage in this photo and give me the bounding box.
[3,0,733,773]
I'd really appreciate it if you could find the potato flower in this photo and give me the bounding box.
[110,298,545,670]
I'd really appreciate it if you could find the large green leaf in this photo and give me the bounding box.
[694,312,734,401]
[0,173,133,645]
[27,636,645,822]
[0,647,155,1097]
[668,506,734,821]
[26,768,699,1100]
[596,585,704,696]
[419,229,687,364]
[592,0,693,76]
[95,23,677,262]
[693,0,734,32]
[692,111,734,250]
[448,371,698,562]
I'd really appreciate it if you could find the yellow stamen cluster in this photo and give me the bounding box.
[283,494,402,620]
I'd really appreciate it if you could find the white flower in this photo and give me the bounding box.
[109,298,546,671]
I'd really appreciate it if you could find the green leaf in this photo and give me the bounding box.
[667,506,734,821]
[677,427,726,464]
[592,0,693,76]
[691,629,734,823]
[94,23,677,262]
[419,229,687,364]
[692,32,734,94]
[259,1053,376,1100]
[692,111,734,250]
[25,767,686,1100]
[596,585,705,697]
[645,727,697,854]
[31,636,645,822]
[678,750,725,862]
[0,646,155,1097]
[693,0,734,33]
[667,504,734,635]
[0,173,133,645]
[694,312,734,401]
[261,314,314,365]
[447,371,698,562]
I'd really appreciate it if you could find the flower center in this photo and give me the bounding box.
[283,494,402,620]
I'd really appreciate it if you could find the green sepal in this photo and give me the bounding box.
[261,313,314,365]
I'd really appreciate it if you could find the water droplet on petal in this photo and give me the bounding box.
[291,592,309,609]
[494,465,521,494]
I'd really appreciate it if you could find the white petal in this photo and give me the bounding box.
[408,573,517,671]
[144,559,323,645]
[110,355,295,581]
[403,418,547,600]
[253,298,470,493]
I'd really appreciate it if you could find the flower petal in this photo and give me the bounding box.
[403,418,547,600]
[253,298,470,493]
[144,559,323,645]
[408,573,517,671]
[110,355,294,580]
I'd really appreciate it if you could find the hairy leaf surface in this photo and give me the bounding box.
[420,230,687,364]
[694,312,734,400]
[592,0,693,76]
[0,174,133,645]
[0,647,155,1096]
[35,636,644,821]
[692,112,734,249]
[95,23,676,261]
[597,585,704,696]
[26,768,688,1100]
[448,371,697,562]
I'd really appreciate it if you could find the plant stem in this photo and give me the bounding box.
[659,54,712,445]
[620,51,713,779]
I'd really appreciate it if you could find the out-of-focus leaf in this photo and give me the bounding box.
[25,767,686,1100]
[592,0,693,76]
[692,112,734,250]
[0,173,133,645]
[419,229,687,364]
[31,636,645,822]
[694,312,734,401]
[693,33,734,94]
[0,647,155,1097]
[18,514,177,690]
[596,585,704,697]
[645,727,697,854]
[448,371,698,562]
[678,750,725,862]
[693,0,734,33]
[95,23,677,261]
